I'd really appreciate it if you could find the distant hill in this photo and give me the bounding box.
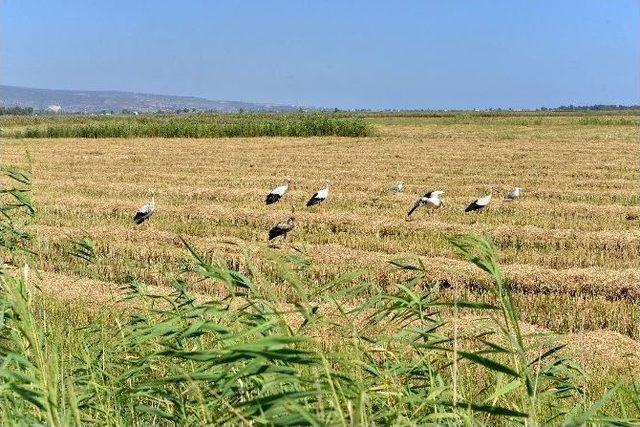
[0,85,302,113]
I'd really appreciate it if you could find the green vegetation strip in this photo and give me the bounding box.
[13,114,374,138]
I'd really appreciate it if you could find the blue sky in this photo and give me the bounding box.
[2,0,638,109]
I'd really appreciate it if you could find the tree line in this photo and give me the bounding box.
[1,104,639,116]
[548,104,640,111]
[0,106,34,115]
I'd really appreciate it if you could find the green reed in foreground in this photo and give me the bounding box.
[0,166,638,425]
[11,114,373,138]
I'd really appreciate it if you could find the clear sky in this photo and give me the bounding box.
[1,0,638,109]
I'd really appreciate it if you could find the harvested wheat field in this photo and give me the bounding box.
[2,112,640,423]
[3,114,639,337]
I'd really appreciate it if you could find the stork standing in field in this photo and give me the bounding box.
[465,187,492,213]
[306,179,329,207]
[503,187,522,202]
[265,179,291,205]
[407,190,445,218]
[268,208,296,244]
[389,181,405,193]
[133,190,156,225]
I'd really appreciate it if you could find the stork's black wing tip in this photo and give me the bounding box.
[268,227,283,240]
[133,211,151,224]
[265,194,280,205]
[464,202,479,212]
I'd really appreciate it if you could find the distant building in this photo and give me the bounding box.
[47,105,62,113]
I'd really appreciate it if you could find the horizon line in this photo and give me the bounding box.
[2,83,639,112]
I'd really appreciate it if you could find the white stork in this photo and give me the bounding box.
[268,208,296,243]
[265,179,291,205]
[389,181,405,193]
[407,190,445,218]
[503,187,522,201]
[133,190,156,225]
[306,179,329,207]
[465,188,492,213]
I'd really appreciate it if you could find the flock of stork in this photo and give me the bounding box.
[132,180,523,245]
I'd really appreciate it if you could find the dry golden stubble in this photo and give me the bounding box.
[4,115,639,340]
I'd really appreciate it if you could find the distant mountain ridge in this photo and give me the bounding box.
[0,85,301,113]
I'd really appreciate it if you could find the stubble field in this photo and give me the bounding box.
[4,114,639,335]
[1,112,639,423]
